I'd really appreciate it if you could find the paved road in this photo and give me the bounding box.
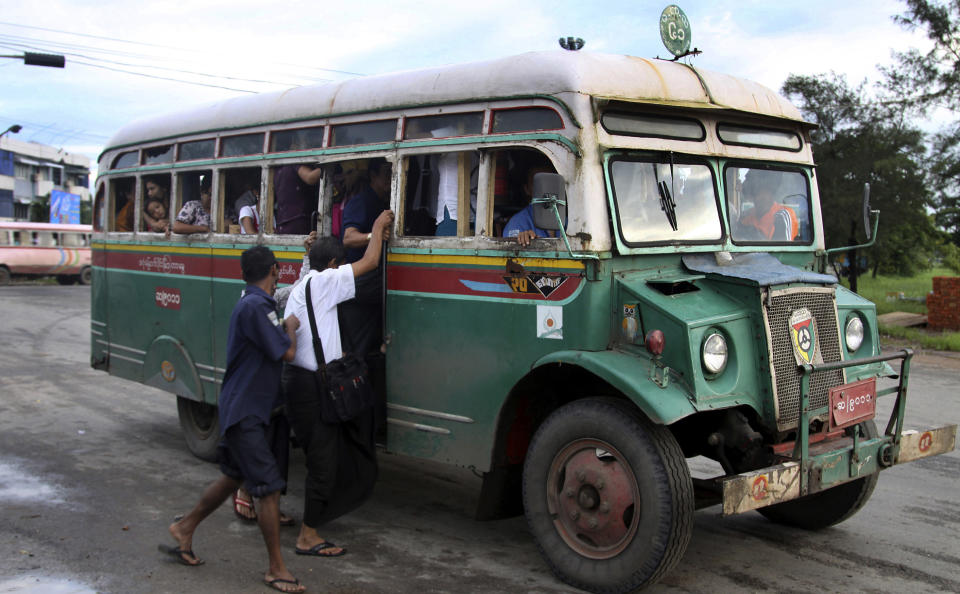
[0,285,957,593]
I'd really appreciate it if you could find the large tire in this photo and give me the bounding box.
[759,421,879,530]
[523,398,693,594]
[176,396,220,462]
[0,266,10,286]
[79,266,92,286]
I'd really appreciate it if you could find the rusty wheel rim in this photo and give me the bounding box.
[545,438,640,559]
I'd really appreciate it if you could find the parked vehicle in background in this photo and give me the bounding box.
[0,222,92,285]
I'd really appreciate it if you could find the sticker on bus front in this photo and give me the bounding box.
[537,305,563,340]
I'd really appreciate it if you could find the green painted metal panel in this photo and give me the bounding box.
[532,349,698,424]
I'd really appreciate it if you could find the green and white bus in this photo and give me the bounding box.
[91,50,956,593]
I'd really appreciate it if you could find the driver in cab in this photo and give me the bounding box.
[739,169,799,241]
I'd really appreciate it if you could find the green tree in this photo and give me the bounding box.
[28,193,51,223]
[782,73,939,286]
[883,0,960,242]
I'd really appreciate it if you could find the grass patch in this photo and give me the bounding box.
[840,267,960,352]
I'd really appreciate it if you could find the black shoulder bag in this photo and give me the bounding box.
[305,277,375,423]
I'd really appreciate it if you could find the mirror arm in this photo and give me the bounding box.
[823,210,880,256]
[531,195,599,262]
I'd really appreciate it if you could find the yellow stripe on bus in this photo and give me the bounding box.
[388,252,585,270]
[91,242,304,261]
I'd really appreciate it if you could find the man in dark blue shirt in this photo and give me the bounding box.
[161,246,305,593]
[339,158,392,363]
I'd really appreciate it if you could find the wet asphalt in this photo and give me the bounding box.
[1,284,958,594]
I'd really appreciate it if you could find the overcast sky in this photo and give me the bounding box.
[0,0,930,176]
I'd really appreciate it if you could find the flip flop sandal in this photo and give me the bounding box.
[295,541,347,557]
[158,543,205,566]
[233,490,257,522]
[264,577,304,592]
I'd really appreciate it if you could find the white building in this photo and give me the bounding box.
[0,136,91,221]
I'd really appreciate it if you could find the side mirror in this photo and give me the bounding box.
[862,183,872,241]
[531,172,566,231]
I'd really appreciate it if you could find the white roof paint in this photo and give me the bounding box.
[104,50,804,151]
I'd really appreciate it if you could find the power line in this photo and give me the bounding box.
[0,37,313,88]
[0,21,365,77]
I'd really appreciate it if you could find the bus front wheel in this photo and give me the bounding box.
[522,398,693,593]
[0,266,10,285]
[79,266,92,285]
[176,396,220,462]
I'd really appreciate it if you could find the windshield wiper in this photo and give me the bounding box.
[658,180,678,231]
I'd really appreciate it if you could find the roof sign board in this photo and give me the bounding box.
[660,5,692,57]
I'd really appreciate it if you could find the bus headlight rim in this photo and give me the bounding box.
[702,331,728,375]
[845,315,865,352]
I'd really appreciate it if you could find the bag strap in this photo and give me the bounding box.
[304,278,327,375]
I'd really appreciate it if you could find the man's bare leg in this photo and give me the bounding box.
[168,474,240,564]
[258,492,305,592]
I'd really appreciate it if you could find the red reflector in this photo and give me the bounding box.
[645,330,665,356]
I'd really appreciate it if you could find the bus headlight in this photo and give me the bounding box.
[845,315,865,352]
[702,332,728,375]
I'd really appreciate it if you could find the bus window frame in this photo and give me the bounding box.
[488,106,565,135]
[269,125,328,153]
[392,142,568,248]
[219,133,266,158]
[606,152,726,248]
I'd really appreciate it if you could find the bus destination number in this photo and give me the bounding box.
[829,378,876,429]
[503,273,568,298]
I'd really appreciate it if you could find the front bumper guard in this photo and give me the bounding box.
[721,349,957,516]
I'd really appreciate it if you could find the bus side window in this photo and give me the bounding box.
[141,174,172,233]
[271,163,322,235]
[327,159,369,239]
[220,167,262,234]
[93,183,105,232]
[487,148,557,238]
[401,150,478,237]
[173,170,213,233]
[110,177,136,232]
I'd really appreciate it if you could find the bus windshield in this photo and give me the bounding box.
[609,157,721,244]
[725,165,812,244]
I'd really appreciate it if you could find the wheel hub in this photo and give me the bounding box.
[547,440,640,559]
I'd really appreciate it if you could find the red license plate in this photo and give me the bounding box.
[829,378,877,429]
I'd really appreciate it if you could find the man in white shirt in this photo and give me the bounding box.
[281,208,393,559]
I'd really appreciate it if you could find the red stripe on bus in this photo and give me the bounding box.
[388,265,581,300]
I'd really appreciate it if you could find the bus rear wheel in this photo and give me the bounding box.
[79,266,92,285]
[759,420,879,530]
[0,266,10,285]
[176,396,220,462]
[523,398,693,593]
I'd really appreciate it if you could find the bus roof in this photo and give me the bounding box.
[0,222,92,232]
[104,50,806,151]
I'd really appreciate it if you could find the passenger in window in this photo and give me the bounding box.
[143,196,170,233]
[738,170,799,241]
[503,165,556,247]
[115,187,135,232]
[275,161,322,235]
[341,159,391,262]
[237,184,262,235]
[140,177,171,232]
[172,177,213,234]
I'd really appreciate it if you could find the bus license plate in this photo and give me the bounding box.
[829,378,876,429]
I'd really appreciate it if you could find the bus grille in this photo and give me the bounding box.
[765,289,844,432]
